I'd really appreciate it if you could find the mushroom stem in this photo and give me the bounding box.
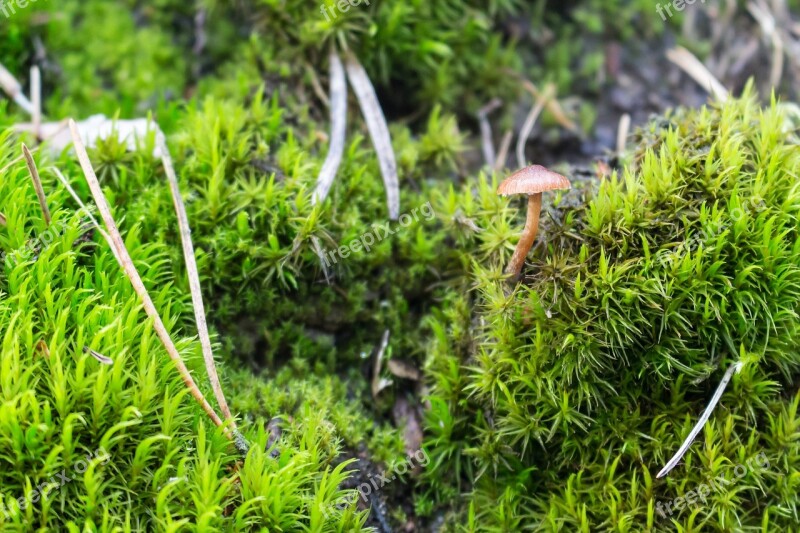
[506,192,542,278]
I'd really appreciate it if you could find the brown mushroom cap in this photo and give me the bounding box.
[497,164,571,196]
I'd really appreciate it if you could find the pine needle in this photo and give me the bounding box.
[313,49,347,206]
[344,52,400,220]
[657,361,743,478]
[22,143,51,226]
[158,136,235,426]
[67,119,228,436]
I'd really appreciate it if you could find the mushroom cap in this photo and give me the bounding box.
[497,164,571,196]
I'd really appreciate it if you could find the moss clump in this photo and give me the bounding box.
[7,0,525,119]
[0,127,403,530]
[422,91,800,529]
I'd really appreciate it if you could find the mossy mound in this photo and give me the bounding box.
[423,91,800,530]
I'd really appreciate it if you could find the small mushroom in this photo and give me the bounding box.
[497,164,571,278]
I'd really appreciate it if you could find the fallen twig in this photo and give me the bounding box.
[313,49,348,206]
[666,46,729,102]
[22,143,52,226]
[68,119,228,437]
[657,361,743,478]
[159,136,235,427]
[345,52,400,220]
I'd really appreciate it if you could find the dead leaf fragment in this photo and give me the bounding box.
[387,359,421,381]
[392,396,423,461]
[36,340,50,358]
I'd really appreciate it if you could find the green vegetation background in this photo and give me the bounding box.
[0,1,799,531]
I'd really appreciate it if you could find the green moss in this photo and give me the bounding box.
[423,90,800,530]
[2,1,800,530]
[0,128,380,530]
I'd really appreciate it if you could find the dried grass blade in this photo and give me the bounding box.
[345,52,400,220]
[159,136,234,425]
[657,361,743,478]
[22,143,51,225]
[666,46,730,102]
[494,129,513,172]
[477,98,502,169]
[313,50,348,206]
[516,85,554,169]
[68,119,226,433]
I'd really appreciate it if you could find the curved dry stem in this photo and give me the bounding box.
[516,86,554,169]
[506,193,541,278]
[345,51,400,220]
[159,136,235,426]
[68,120,227,435]
[313,49,347,206]
[656,361,743,478]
